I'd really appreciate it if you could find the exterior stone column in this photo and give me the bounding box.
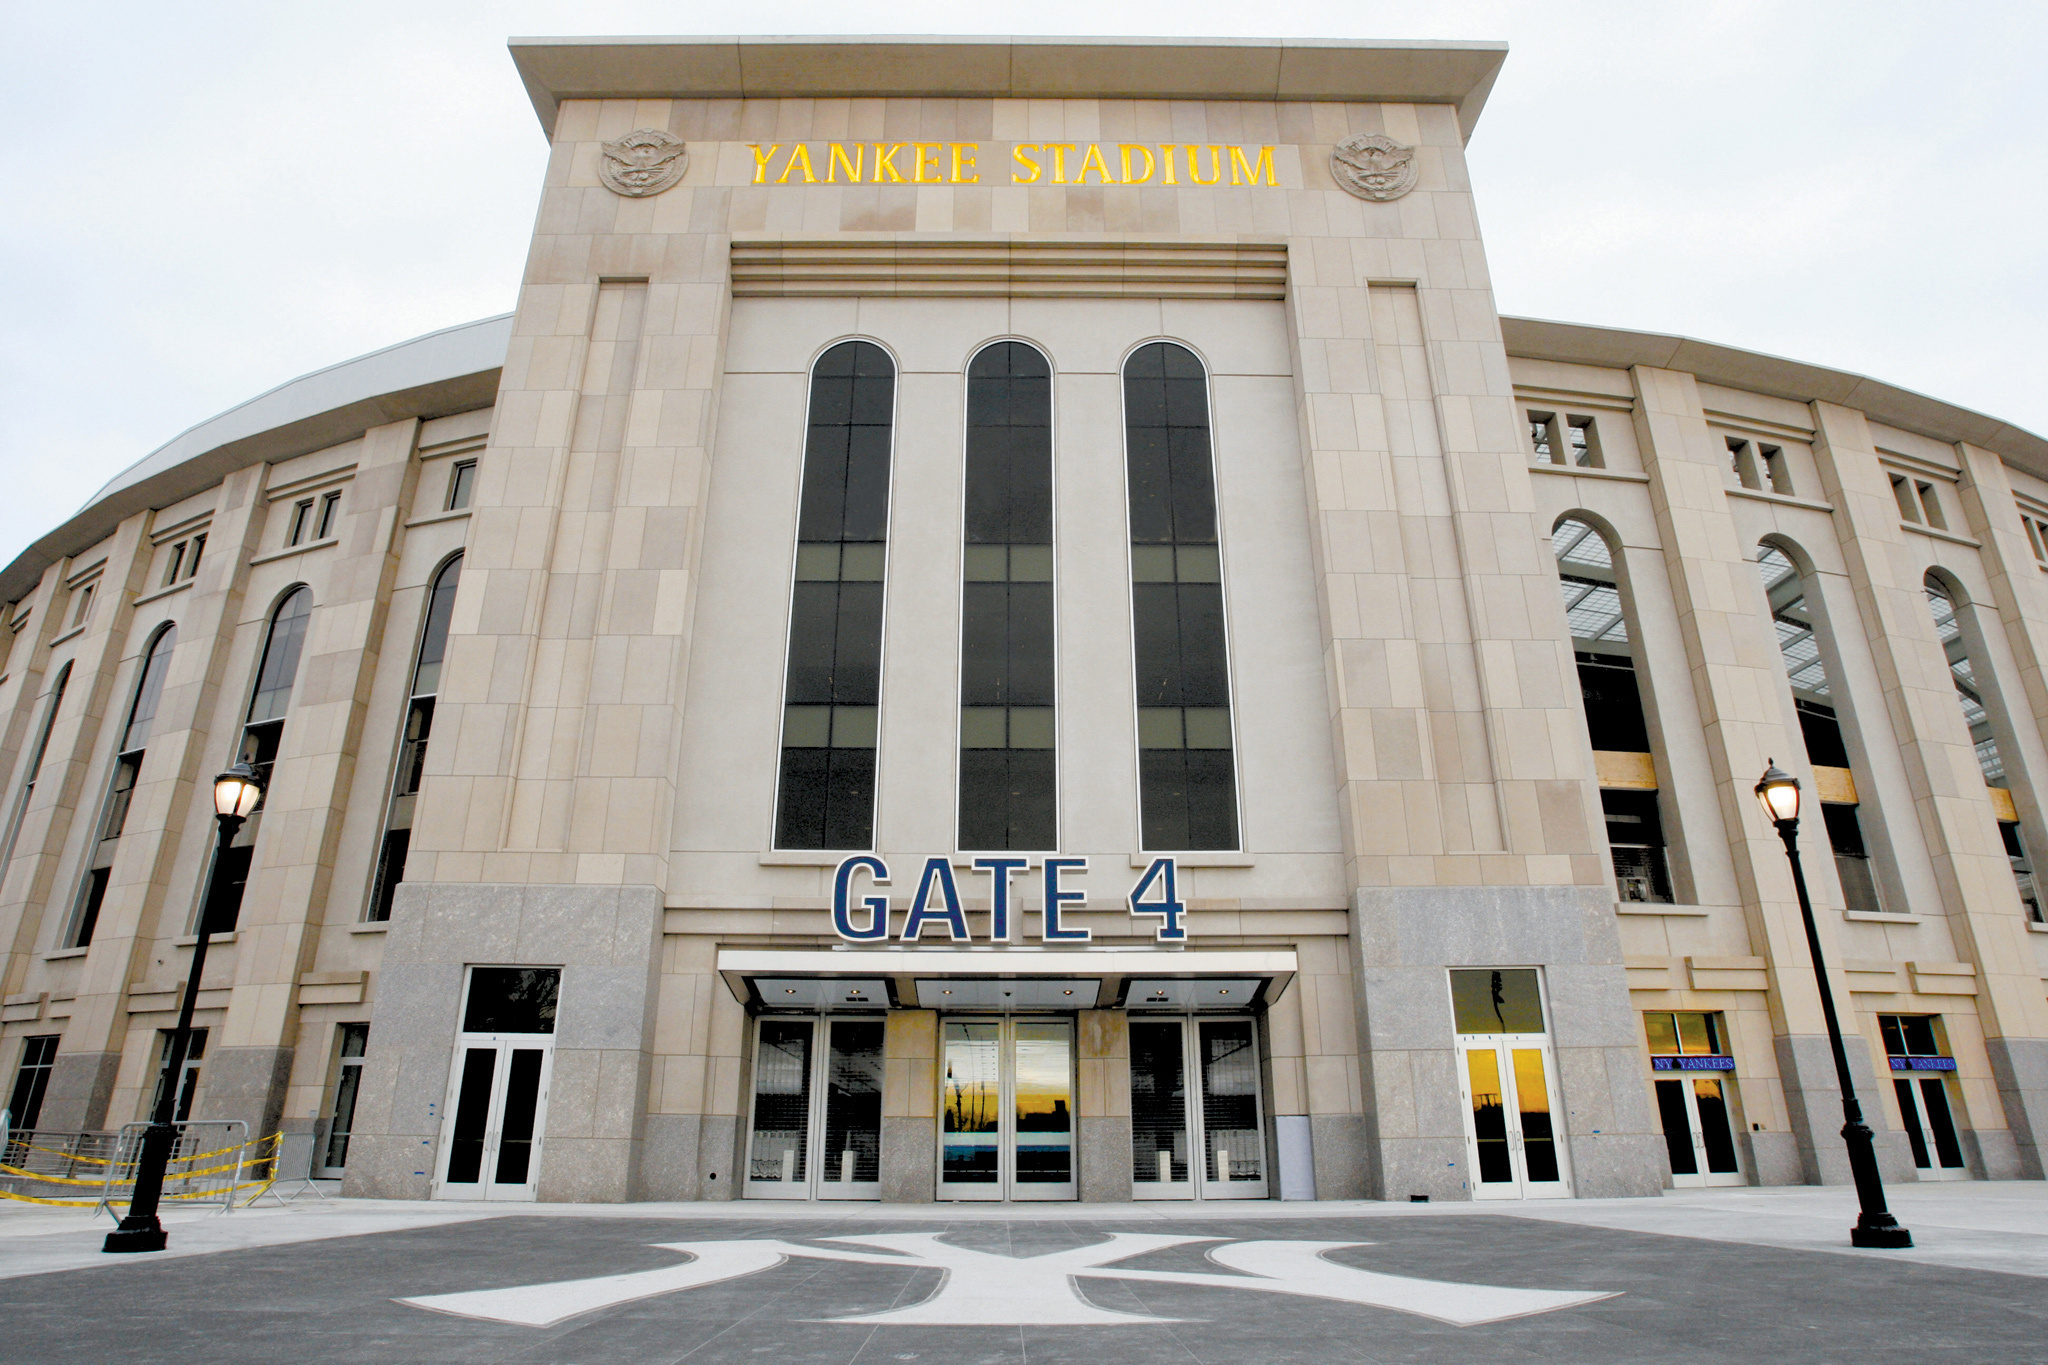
[881,1008,936,1201]
[1629,368,1910,1184]
[1286,103,1658,1199]
[1077,1008,1132,1201]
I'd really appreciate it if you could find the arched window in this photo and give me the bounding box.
[368,555,461,921]
[1125,342,1238,850]
[70,626,178,946]
[775,341,895,849]
[1551,516,1669,903]
[959,342,1055,851]
[206,587,312,932]
[0,660,70,888]
[1755,543,1880,913]
[1924,574,2041,920]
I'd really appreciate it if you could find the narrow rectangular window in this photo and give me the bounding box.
[447,459,477,511]
[162,541,186,587]
[775,341,895,849]
[958,343,1057,851]
[1125,343,1239,850]
[1759,443,1792,495]
[287,499,314,546]
[369,556,460,921]
[152,1028,206,1123]
[1891,474,1921,523]
[1728,438,1761,490]
[321,1023,370,1171]
[70,626,176,947]
[6,1035,58,1131]
[183,535,205,580]
[1526,411,1557,463]
[1566,416,1602,468]
[208,588,311,933]
[70,585,94,628]
[1915,481,1946,530]
[315,490,342,539]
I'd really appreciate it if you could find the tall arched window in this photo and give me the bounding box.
[1124,342,1238,850]
[368,554,461,921]
[959,342,1055,851]
[1924,574,2041,919]
[70,625,177,946]
[1755,543,1881,913]
[775,341,895,849]
[1551,516,1669,902]
[0,660,70,888]
[206,587,311,932]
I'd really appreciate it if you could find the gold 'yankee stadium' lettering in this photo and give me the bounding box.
[747,142,1281,186]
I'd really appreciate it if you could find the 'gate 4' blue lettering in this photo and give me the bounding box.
[830,856,1188,942]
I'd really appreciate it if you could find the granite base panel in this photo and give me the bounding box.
[1374,1135,1475,1201]
[697,1114,740,1200]
[1961,1125,2020,1181]
[1773,1032,1916,1185]
[1308,1113,1368,1199]
[35,1050,120,1130]
[1986,1034,2048,1179]
[197,1045,294,1141]
[880,1115,934,1202]
[1078,1114,1133,1202]
[1745,1130,1807,1185]
[638,1113,701,1200]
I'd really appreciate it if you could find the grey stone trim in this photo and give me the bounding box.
[1984,1035,2048,1179]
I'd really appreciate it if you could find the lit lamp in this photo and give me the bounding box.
[1753,760,1911,1249]
[104,761,265,1253]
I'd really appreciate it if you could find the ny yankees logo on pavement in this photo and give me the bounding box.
[401,1233,1617,1328]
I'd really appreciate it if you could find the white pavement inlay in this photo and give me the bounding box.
[399,1232,1618,1329]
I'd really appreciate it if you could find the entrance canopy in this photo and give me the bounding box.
[716,948,1296,1012]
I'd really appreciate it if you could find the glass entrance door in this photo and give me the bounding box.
[435,967,558,1202]
[1450,968,1572,1200]
[1652,1077,1743,1187]
[1893,1074,1969,1180]
[938,1017,1075,1201]
[744,1017,884,1200]
[1130,1017,1268,1200]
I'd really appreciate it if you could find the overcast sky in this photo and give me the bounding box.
[3,2,2043,570]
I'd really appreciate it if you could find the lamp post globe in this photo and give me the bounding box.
[1755,760,1912,1249]
[101,760,265,1252]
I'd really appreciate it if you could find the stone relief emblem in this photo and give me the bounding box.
[598,128,690,197]
[1331,133,1419,202]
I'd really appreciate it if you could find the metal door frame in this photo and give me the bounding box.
[1454,1034,1573,1201]
[1130,1014,1268,1201]
[432,1032,555,1202]
[743,1014,885,1201]
[1892,1073,1971,1181]
[936,1015,1077,1203]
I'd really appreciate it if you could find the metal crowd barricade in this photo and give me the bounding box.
[97,1121,253,1216]
[0,1127,132,1204]
[0,1121,287,1211]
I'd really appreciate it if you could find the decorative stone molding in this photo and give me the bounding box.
[730,238,1288,300]
[598,129,689,197]
[1330,134,1418,202]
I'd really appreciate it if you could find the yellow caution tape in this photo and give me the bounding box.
[1,1135,282,1186]
[0,1188,103,1206]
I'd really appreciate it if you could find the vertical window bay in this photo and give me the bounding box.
[959,342,1056,851]
[1125,343,1239,850]
[776,341,895,850]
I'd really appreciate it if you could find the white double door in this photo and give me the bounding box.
[433,1033,554,1201]
[1652,1073,1744,1187]
[1456,1036,1572,1199]
[1129,1016,1269,1199]
[745,1016,885,1200]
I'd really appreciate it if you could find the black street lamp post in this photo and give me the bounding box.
[103,762,264,1254]
[1754,761,1912,1249]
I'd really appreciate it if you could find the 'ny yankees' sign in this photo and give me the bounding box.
[402,1232,1617,1328]
[832,855,1189,943]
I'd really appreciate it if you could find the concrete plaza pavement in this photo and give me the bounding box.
[0,1184,2042,1363]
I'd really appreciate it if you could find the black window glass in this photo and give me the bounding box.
[959,343,1057,850]
[1576,655,1650,752]
[120,626,177,752]
[777,341,895,849]
[463,967,560,1034]
[1124,343,1237,850]
[248,587,312,724]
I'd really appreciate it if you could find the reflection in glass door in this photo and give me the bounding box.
[1450,968,1572,1200]
[1652,1078,1743,1187]
[745,1017,884,1200]
[435,967,558,1202]
[1130,1017,1268,1199]
[939,1018,1074,1201]
[1893,1075,1968,1180]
